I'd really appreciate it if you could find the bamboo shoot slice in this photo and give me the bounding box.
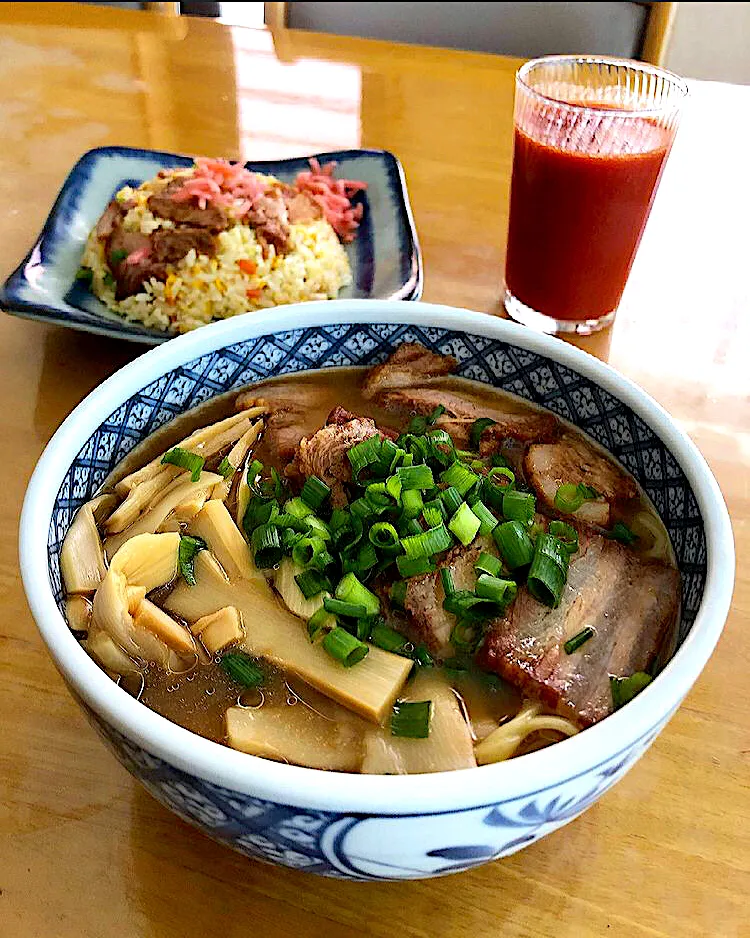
[85,629,140,675]
[188,499,261,583]
[191,606,244,654]
[115,407,267,494]
[274,557,328,620]
[226,704,363,771]
[361,670,477,774]
[105,472,222,557]
[163,554,411,723]
[133,598,196,655]
[61,495,114,593]
[210,420,264,502]
[65,594,92,633]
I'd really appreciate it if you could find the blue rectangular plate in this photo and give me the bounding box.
[1,145,422,345]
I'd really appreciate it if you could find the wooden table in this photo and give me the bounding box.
[0,5,747,937]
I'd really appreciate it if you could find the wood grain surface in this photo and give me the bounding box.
[0,6,747,937]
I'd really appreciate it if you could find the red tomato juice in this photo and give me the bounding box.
[505,112,671,321]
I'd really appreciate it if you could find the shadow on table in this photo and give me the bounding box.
[126,781,596,938]
[32,325,141,443]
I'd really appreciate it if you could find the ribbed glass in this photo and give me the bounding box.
[504,56,688,335]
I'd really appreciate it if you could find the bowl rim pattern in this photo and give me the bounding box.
[19,300,735,814]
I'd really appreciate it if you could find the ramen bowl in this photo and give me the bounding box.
[19,300,734,880]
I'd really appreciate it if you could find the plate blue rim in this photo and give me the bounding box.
[1,145,423,345]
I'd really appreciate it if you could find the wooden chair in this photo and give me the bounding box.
[264,2,677,67]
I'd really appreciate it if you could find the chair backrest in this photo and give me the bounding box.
[265,2,675,65]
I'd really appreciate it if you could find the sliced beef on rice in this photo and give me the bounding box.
[524,434,639,529]
[147,180,230,231]
[106,228,162,300]
[151,226,217,265]
[245,190,291,254]
[477,533,679,726]
[96,200,124,240]
[362,343,458,399]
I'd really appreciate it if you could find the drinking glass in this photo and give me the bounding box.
[504,56,688,334]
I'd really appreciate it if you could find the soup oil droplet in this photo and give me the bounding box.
[238,688,265,709]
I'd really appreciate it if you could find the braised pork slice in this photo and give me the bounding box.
[524,434,639,528]
[376,386,558,448]
[478,534,679,726]
[234,394,304,463]
[362,343,458,399]
[292,413,382,506]
[404,543,484,655]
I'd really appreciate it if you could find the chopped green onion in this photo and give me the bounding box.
[251,523,283,569]
[449,619,481,651]
[610,671,652,709]
[162,447,204,482]
[484,466,515,508]
[397,464,435,490]
[389,579,408,608]
[75,266,93,284]
[385,473,402,501]
[259,467,285,501]
[549,520,579,554]
[426,428,455,467]
[554,483,583,513]
[421,505,444,528]
[102,271,116,288]
[353,542,379,575]
[220,652,264,687]
[448,502,481,547]
[391,700,432,738]
[285,496,314,520]
[609,521,639,546]
[401,524,453,559]
[493,520,535,569]
[440,486,463,516]
[364,481,392,508]
[322,627,369,667]
[440,567,455,597]
[411,644,434,667]
[475,552,503,578]
[578,483,600,500]
[444,590,502,624]
[400,487,424,519]
[335,572,380,616]
[396,554,436,577]
[178,534,206,586]
[427,404,446,425]
[469,417,497,450]
[440,461,479,497]
[352,617,372,641]
[527,534,569,608]
[304,514,331,542]
[402,517,424,538]
[294,569,331,600]
[369,521,400,552]
[217,456,235,479]
[423,498,447,522]
[307,606,335,643]
[109,247,128,265]
[374,438,401,476]
[300,475,331,510]
[349,497,376,522]
[370,622,408,653]
[291,535,328,569]
[405,415,429,435]
[323,597,368,618]
[475,573,517,606]
[564,626,595,654]
[502,490,536,527]
[347,435,382,480]
[334,513,364,552]
[242,496,277,536]
[470,499,498,536]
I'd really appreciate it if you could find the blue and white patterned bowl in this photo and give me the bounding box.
[1,146,422,345]
[19,301,734,880]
